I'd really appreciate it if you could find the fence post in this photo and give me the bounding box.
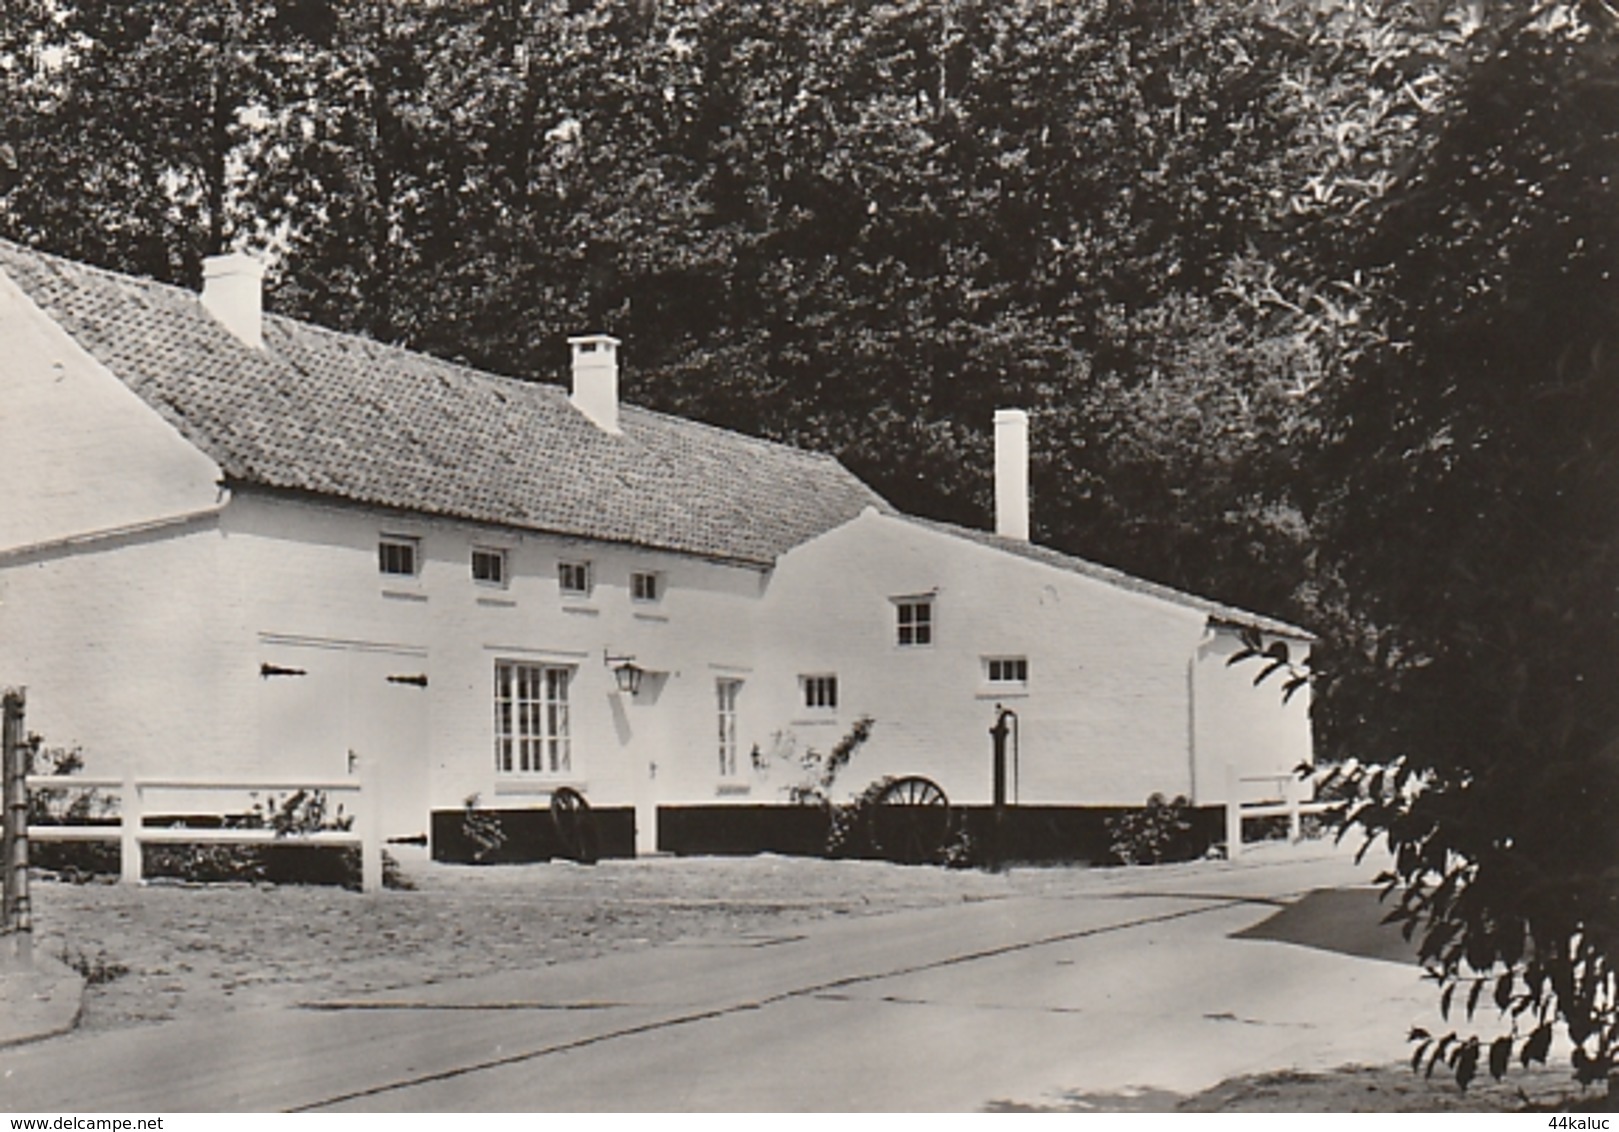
[1285,773,1303,844]
[120,768,142,885]
[359,759,382,894]
[1224,764,1242,860]
[3,688,32,961]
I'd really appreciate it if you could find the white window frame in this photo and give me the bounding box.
[801,674,838,712]
[494,660,573,776]
[378,534,420,578]
[895,597,934,647]
[471,546,508,588]
[631,570,662,603]
[985,656,1030,687]
[716,677,742,777]
[558,560,592,597]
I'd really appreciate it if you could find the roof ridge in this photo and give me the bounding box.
[897,512,1313,639]
[0,237,202,298]
[265,310,567,397]
[619,400,851,464]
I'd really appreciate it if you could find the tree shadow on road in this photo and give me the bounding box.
[1230,886,1421,965]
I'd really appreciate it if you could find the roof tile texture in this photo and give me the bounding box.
[0,241,883,565]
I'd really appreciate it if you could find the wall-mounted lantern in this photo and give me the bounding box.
[604,650,645,696]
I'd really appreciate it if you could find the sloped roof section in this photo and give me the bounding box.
[0,241,885,566]
[901,513,1314,640]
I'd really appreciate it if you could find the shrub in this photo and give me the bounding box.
[778,715,876,811]
[825,775,893,858]
[25,739,120,881]
[1106,794,1202,865]
[460,794,508,863]
[140,790,367,889]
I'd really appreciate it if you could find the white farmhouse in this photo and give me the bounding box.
[0,242,1311,862]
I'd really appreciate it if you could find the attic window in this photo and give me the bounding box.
[895,598,934,647]
[559,560,592,596]
[379,535,420,577]
[472,547,507,587]
[631,571,661,602]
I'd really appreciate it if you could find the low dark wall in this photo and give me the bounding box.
[431,807,636,863]
[952,804,1224,865]
[656,804,832,858]
[657,803,1224,866]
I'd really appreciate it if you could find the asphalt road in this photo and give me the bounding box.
[0,846,1438,1112]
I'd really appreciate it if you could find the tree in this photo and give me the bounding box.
[1292,2,1619,1094]
[0,0,328,283]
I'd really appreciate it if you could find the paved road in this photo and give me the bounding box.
[0,847,1438,1112]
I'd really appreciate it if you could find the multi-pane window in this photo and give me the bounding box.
[471,547,506,586]
[896,599,934,646]
[378,535,419,577]
[631,571,661,602]
[558,560,591,596]
[494,661,572,775]
[716,678,742,777]
[986,657,1029,685]
[802,674,838,711]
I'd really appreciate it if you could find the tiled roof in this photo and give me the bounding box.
[0,240,885,566]
[901,514,1315,639]
[2,239,1313,636]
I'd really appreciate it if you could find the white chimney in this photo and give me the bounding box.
[994,408,1030,541]
[200,251,266,350]
[568,334,623,435]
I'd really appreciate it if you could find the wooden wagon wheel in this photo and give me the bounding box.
[549,786,600,865]
[870,775,951,865]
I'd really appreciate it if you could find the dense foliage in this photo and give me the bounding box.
[2,0,1614,1092]
[1312,11,1619,1093]
[0,0,1347,612]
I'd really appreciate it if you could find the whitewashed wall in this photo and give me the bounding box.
[0,522,234,781]
[0,267,223,552]
[746,510,1217,808]
[214,492,769,845]
[1190,628,1314,804]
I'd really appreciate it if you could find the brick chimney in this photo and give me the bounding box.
[994,408,1030,541]
[568,334,622,435]
[201,252,266,350]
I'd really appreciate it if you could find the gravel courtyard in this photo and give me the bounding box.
[29,851,1027,1032]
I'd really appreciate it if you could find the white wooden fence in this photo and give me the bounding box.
[26,769,384,891]
[1224,765,1339,859]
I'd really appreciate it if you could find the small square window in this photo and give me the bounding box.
[896,599,934,647]
[559,560,591,596]
[379,535,419,577]
[801,674,838,711]
[986,657,1029,685]
[631,571,661,602]
[471,547,507,586]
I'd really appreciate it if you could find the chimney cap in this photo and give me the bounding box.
[203,250,266,278]
[568,332,622,434]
